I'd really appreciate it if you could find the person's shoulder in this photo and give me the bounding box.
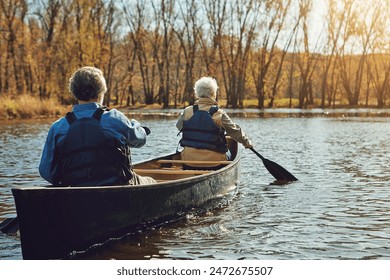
[102,108,133,128]
[215,106,226,115]
[47,115,68,135]
[103,107,119,113]
[104,108,126,119]
[183,105,194,110]
[100,109,128,125]
[51,115,66,125]
[182,105,194,114]
[51,112,72,125]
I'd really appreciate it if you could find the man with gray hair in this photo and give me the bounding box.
[39,66,156,186]
[176,76,253,169]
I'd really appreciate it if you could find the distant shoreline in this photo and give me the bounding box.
[122,107,390,120]
[1,95,390,121]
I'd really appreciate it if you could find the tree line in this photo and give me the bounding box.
[0,0,389,109]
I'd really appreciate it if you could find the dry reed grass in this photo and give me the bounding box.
[0,95,67,120]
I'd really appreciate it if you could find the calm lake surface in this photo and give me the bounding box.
[1,109,390,260]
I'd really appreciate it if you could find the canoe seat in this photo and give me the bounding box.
[133,168,212,181]
[133,168,211,175]
[157,159,231,165]
[156,159,231,166]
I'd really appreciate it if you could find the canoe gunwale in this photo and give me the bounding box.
[13,147,240,192]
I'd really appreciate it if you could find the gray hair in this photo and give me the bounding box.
[69,67,107,101]
[194,77,218,99]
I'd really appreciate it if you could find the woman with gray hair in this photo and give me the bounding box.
[39,66,156,186]
[176,76,253,169]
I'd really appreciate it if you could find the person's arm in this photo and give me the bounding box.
[221,113,253,148]
[99,109,147,149]
[176,111,185,131]
[39,126,56,184]
[126,118,148,148]
[108,109,148,148]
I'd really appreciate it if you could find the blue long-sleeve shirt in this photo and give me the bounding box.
[39,102,147,184]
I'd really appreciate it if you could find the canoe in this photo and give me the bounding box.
[11,138,241,260]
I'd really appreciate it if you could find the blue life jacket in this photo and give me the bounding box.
[180,105,227,153]
[53,107,132,186]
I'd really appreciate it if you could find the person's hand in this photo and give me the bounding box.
[244,141,253,149]
[142,126,151,135]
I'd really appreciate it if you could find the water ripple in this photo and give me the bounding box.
[1,117,390,259]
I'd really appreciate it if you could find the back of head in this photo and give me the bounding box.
[194,77,218,100]
[69,67,107,102]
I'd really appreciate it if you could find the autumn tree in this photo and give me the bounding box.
[122,0,156,104]
[88,0,120,106]
[250,0,295,109]
[173,0,202,106]
[1,0,390,110]
[218,0,257,108]
[320,0,343,108]
[363,0,389,107]
[200,0,226,79]
[150,0,176,108]
[336,0,380,106]
[294,0,323,108]
[0,0,28,95]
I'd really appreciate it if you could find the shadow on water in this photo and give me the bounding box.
[67,223,177,260]
[67,199,240,260]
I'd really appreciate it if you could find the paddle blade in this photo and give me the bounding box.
[0,217,19,234]
[262,157,298,182]
[250,148,298,182]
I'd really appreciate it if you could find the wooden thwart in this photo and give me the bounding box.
[133,168,211,175]
[157,159,231,165]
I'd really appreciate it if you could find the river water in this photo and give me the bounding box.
[1,109,390,260]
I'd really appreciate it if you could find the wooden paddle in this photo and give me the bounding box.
[0,217,19,234]
[250,148,298,182]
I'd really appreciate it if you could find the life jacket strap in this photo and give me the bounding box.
[208,105,219,116]
[65,106,109,125]
[92,106,109,121]
[192,104,219,115]
[65,112,77,124]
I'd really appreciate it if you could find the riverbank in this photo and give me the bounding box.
[0,95,69,120]
[1,95,389,120]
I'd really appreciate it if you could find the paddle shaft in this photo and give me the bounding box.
[250,148,265,161]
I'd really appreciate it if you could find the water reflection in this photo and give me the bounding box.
[1,113,390,260]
